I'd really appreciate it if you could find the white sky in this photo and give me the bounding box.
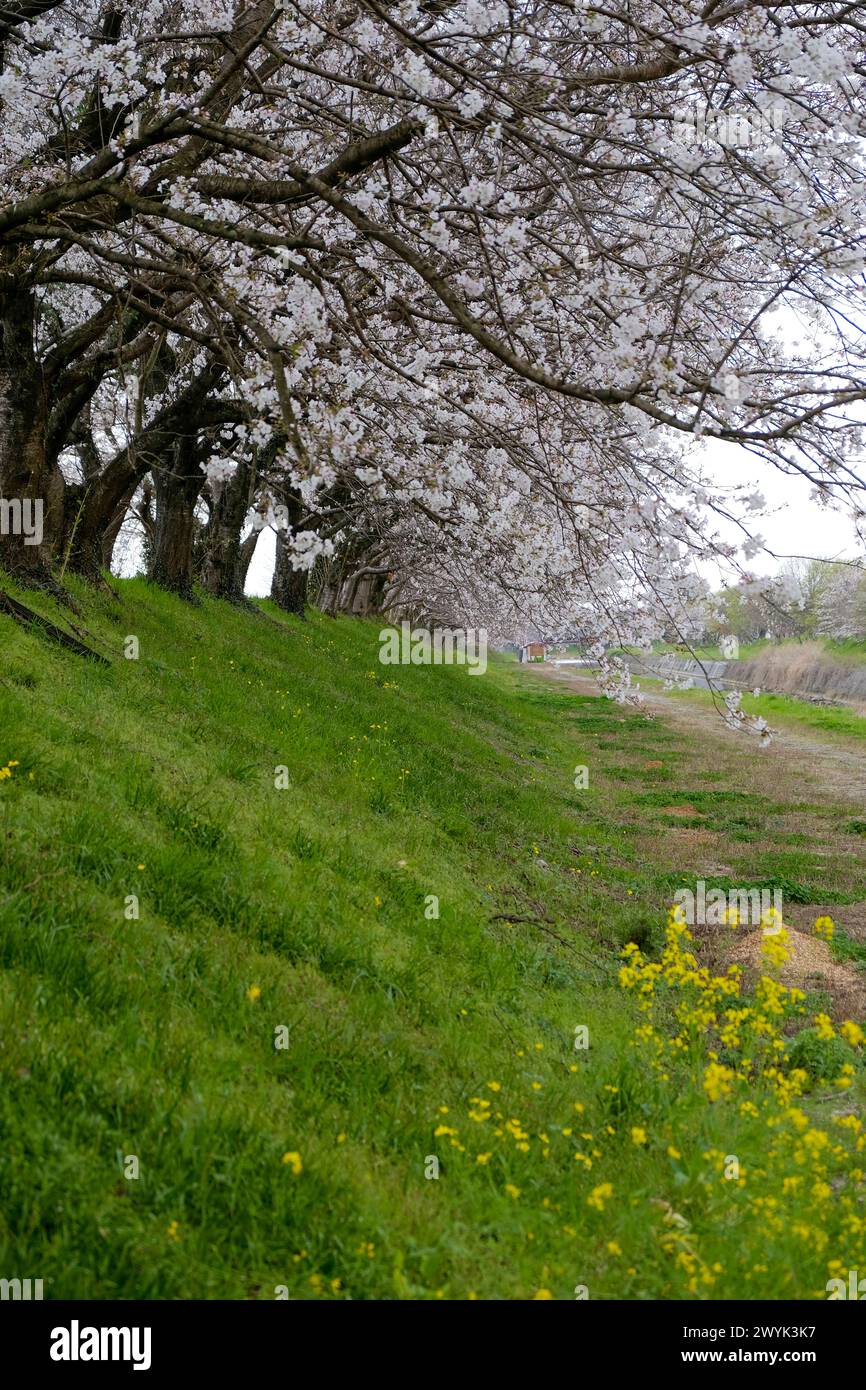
[246,524,276,597]
[694,437,863,588]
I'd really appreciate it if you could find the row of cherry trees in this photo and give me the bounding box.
[1,0,865,649]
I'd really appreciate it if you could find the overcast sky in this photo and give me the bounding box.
[694,437,863,589]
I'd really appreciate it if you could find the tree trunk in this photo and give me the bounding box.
[271,528,308,616]
[61,362,232,582]
[149,438,204,599]
[200,453,253,602]
[0,262,64,584]
[236,528,260,596]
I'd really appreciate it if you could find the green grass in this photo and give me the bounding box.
[649,639,772,662]
[1,577,865,1300]
[737,690,866,740]
[639,676,866,742]
[824,637,866,665]
[830,929,866,973]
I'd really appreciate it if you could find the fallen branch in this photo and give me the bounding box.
[490,910,610,973]
[490,912,555,924]
[0,588,110,664]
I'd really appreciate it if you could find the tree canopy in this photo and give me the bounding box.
[1,0,864,658]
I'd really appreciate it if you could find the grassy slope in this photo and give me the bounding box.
[1,579,865,1300]
[646,640,772,662]
[642,638,866,666]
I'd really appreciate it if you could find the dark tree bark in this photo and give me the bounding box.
[62,441,154,580]
[200,450,254,603]
[236,527,259,595]
[0,256,64,585]
[271,527,308,616]
[314,547,356,616]
[61,361,234,581]
[148,435,205,599]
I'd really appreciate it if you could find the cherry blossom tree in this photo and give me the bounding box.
[1,0,864,682]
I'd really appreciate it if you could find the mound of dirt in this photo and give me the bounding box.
[727,926,866,1022]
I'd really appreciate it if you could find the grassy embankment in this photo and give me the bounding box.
[648,638,866,665]
[1,576,865,1299]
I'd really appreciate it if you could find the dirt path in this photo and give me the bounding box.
[536,662,866,805]
[526,662,866,1010]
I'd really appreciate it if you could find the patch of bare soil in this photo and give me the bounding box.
[538,662,866,804]
[727,926,866,1022]
[668,827,719,846]
[642,691,866,803]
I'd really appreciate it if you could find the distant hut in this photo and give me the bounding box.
[519,641,546,663]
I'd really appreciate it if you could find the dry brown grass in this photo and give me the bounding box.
[737,643,866,702]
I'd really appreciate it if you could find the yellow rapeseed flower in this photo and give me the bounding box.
[587,1182,613,1211]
